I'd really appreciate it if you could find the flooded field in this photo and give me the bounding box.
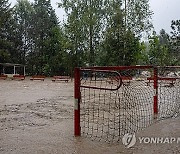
[0,78,179,154]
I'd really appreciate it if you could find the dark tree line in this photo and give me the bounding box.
[0,0,179,76]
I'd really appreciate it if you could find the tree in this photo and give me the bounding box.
[59,0,86,69]
[59,0,106,67]
[100,14,140,65]
[0,0,13,63]
[124,0,153,37]
[159,29,170,45]
[13,0,34,64]
[27,0,60,74]
[43,26,66,76]
[12,0,64,75]
[170,20,180,65]
[148,31,170,66]
[98,0,142,66]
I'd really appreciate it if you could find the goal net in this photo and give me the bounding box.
[74,66,180,142]
[158,66,180,119]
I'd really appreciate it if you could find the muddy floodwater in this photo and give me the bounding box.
[0,78,179,154]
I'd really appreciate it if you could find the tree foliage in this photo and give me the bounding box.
[0,0,13,63]
[170,20,180,65]
[59,0,106,67]
[0,0,178,76]
[124,0,153,36]
[99,6,140,66]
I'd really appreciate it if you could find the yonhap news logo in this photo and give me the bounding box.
[122,133,180,148]
[122,133,136,148]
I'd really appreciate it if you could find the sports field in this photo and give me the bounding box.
[0,78,179,154]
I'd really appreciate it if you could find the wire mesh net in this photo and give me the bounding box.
[158,66,180,119]
[77,66,180,142]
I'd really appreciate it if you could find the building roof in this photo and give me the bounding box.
[0,63,25,67]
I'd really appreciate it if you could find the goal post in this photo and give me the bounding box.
[74,68,81,136]
[74,65,180,141]
[153,67,158,119]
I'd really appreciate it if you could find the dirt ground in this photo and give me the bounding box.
[0,78,179,154]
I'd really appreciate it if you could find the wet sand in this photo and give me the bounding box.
[0,79,179,154]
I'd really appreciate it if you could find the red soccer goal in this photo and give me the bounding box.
[74,66,180,142]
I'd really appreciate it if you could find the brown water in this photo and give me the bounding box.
[0,78,179,154]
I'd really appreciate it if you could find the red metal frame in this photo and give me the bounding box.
[83,65,153,71]
[74,66,157,136]
[74,65,180,136]
[80,69,123,91]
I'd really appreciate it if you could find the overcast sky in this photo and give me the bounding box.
[9,0,180,34]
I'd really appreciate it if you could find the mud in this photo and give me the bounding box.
[0,79,179,154]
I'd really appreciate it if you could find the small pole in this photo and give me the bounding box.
[3,66,5,74]
[24,66,26,76]
[14,66,16,75]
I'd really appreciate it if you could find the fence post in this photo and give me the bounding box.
[153,67,158,119]
[74,68,81,136]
